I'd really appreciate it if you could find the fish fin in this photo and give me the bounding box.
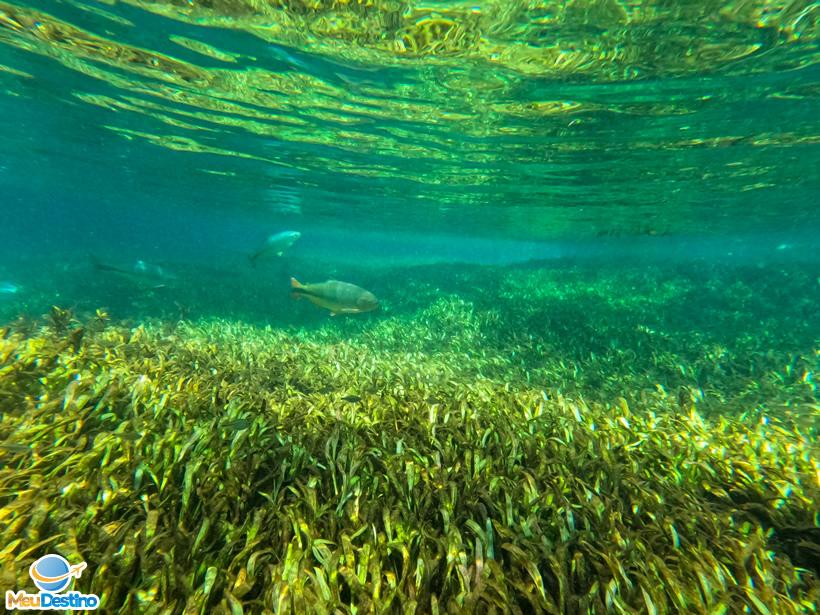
[89,253,112,272]
[89,254,126,275]
[290,278,311,300]
[330,312,337,317]
[290,292,302,301]
[276,251,283,257]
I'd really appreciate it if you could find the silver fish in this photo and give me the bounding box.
[90,255,175,288]
[249,230,301,266]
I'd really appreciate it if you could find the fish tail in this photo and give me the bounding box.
[89,254,119,273]
[290,277,305,300]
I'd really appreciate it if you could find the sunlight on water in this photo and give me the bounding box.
[0,0,818,237]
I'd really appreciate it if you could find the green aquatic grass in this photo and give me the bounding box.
[0,262,817,613]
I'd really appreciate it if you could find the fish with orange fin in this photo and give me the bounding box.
[290,278,379,316]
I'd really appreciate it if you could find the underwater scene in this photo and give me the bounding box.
[1,0,819,613]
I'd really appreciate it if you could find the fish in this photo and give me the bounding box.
[90,254,175,288]
[249,230,301,266]
[133,259,175,280]
[290,277,379,316]
[0,281,20,294]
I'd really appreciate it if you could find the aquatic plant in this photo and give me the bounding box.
[0,294,816,612]
[2,260,816,423]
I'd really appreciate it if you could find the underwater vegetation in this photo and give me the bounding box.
[0,262,817,613]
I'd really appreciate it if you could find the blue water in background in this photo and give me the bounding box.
[0,0,818,318]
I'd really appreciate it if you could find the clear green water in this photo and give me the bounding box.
[0,0,818,246]
[0,1,818,613]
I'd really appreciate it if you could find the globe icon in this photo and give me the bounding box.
[30,554,72,593]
